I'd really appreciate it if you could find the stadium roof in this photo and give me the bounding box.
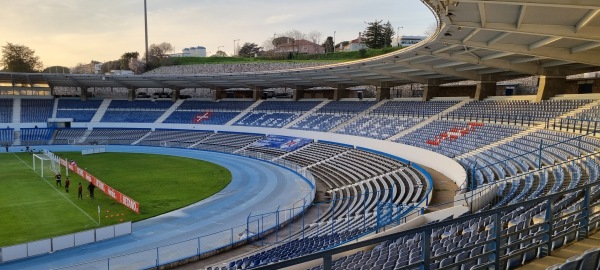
[1,0,599,90]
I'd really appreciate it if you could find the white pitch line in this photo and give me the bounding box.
[12,153,99,225]
[0,199,64,208]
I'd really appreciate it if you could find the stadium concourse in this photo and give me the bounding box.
[1,0,600,270]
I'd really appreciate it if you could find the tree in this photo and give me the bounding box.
[382,21,395,47]
[238,42,262,57]
[424,23,438,37]
[211,50,227,57]
[307,30,323,54]
[363,20,395,49]
[323,36,334,53]
[120,52,139,70]
[128,58,146,74]
[101,60,121,74]
[1,42,43,72]
[43,66,70,73]
[144,42,173,69]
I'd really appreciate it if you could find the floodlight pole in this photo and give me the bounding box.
[144,0,149,63]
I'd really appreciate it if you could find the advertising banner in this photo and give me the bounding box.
[250,135,313,152]
[60,159,140,213]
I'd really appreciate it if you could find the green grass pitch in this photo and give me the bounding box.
[0,152,231,247]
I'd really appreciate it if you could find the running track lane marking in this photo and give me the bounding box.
[12,153,99,225]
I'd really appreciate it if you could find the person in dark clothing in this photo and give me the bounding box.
[65,177,70,193]
[55,173,62,187]
[4,144,7,152]
[78,183,83,199]
[88,183,95,199]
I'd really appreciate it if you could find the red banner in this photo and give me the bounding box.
[60,159,140,213]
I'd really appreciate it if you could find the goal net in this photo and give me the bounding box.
[33,152,61,178]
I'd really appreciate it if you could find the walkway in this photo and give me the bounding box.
[0,145,313,270]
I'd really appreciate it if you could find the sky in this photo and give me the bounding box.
[0,0,434,68]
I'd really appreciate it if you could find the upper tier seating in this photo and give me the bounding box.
[254,101,321,112]
[290,114,354,132]
[0,99,13,123]
[234,101,321,127]
[101,100,173,123]
[164,112,239,125]
[21,99,54,123]
[317,101,377,114]
[177,100,254,111]
[396,120,525,157]
[372,100,458,116]
[336,116,422,140]
[56,99,103,122]
[573,104,600,121]
[446,100,593,122]
[234,112,302,127]
[290,101,378,131]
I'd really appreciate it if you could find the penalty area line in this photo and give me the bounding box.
[12,153,100,225]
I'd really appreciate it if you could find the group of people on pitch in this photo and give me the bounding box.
[55,173,95,200]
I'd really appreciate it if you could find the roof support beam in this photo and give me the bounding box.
[441,39,600,66]
[528,37,562,50]
[450,22,600,42]
[576,9,600,33]
[462,29,480,43]
[516,5,527,29]
[510,56,546,64]
[487,32,511,45]
[570,42,600,54]
[455,0,600,9]
[481,52,513,61]
[478,3,486,28]
[433,44,460,54]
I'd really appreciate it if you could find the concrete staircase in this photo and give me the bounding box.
[77,129,93,144]
[387,99,472,141]
[522,232,600,270]
[329,100,391,133]
[51,98,59,118]
[12,97,21,124]
[283,100,331,129]
[225,100,263,126]
[132,131,154,145]
[13,131,21,146]
[90,99,112,123]
[154,99,184,124]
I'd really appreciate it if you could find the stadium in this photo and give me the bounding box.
[1,0,600,270]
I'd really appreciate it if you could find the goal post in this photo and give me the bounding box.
[32,153,59,178]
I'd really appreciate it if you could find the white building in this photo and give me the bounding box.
[397,35,427,47]
[181,46,207,57]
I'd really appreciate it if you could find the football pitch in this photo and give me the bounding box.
[0,152,232,247]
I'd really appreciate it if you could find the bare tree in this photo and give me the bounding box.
[307,30,323,54]
[285,30,306,53]
[424,23,439,37]
[128,58,146,74]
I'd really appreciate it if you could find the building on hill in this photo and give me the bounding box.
[339,33,368,52]
[274,39,325,54]
[172,46,207,57]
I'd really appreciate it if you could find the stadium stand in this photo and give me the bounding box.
[0,98,13,123]
[101,100,172,123]
[164,100,254,124]
[56,99,103,122]
[290,101,378,131]
[21,99,54,123]
[235,101,321,128]
[20,128,54,144]
[0,128,13,144]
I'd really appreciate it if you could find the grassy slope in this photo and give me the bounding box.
[169,47,403,65]
[0,152,231,246]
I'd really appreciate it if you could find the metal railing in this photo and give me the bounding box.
[252,178,600,270]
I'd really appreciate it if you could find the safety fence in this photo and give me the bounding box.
[0,222,131,263]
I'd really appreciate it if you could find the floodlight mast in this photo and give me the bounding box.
[144,0,149,64]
